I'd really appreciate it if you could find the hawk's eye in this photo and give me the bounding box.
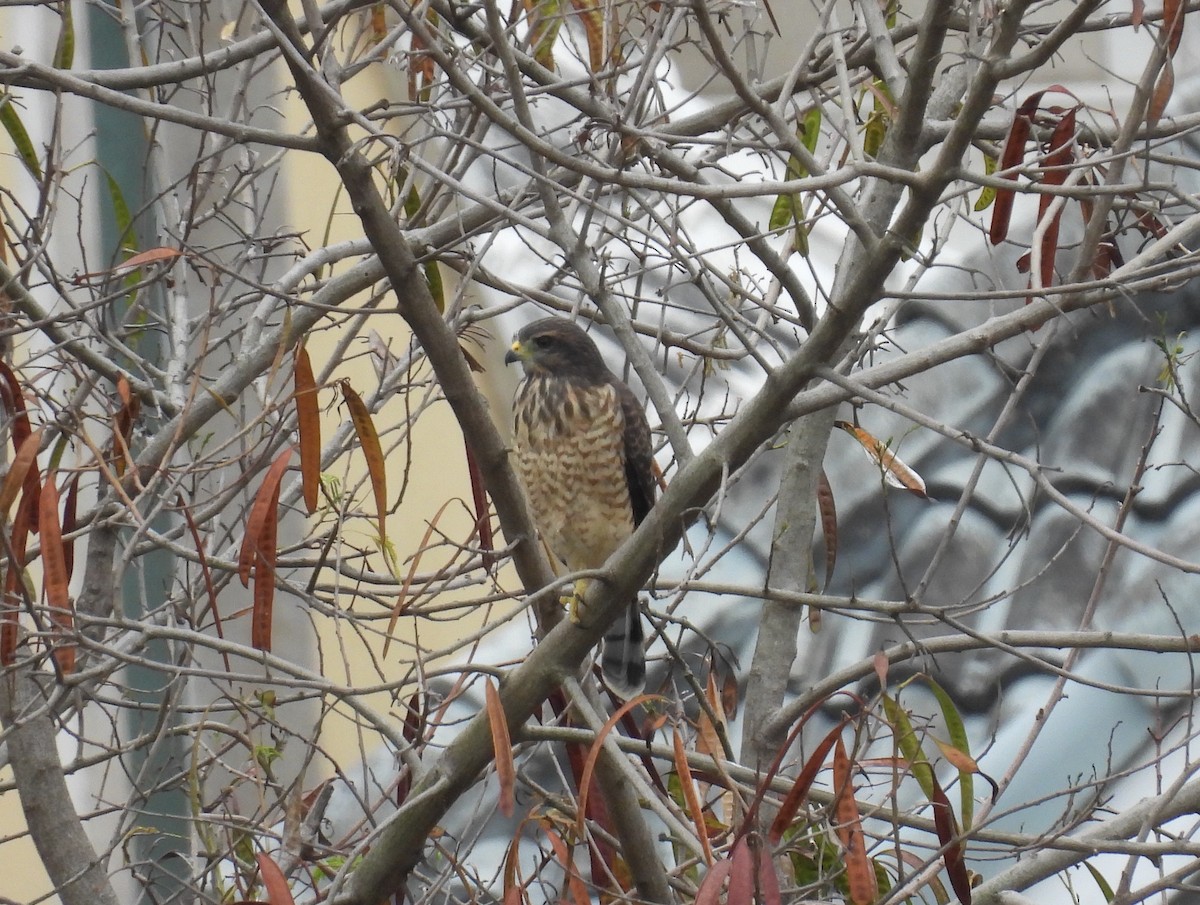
[533,334,554,349]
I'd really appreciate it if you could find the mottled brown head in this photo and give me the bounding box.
[504,317,610,384]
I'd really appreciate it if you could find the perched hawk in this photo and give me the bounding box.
[505,317,655,697]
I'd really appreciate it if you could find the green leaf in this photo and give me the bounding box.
[800,106,822,154]
[769,193,799,232]
[974,152,998,212]
[54,1,75,70]
[400,181,445,310]
[1084,861,1115,902]
[254,743,282,772]
[862,81,892,159]
[402,185,419,220]
[863,109,888,159]
[528,0,562,71]
[48,431,70,473]
[788,827,848,897]
[103,169,135,254]
[882,692,936,800]
[424,261,445,310]
[771,107,822,256]
[0,95,43,180]
[922,675,975,830]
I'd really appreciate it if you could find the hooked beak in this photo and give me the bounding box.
[504,339,526,366]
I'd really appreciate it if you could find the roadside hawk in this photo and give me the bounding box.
[505,317,655,697]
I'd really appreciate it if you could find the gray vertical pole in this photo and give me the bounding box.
[87,6,190,902]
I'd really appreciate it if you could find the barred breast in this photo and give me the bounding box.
[512,377,635,572]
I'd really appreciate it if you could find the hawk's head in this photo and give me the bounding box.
[504,317,609,383]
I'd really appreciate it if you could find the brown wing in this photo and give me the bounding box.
[614,379,656,526]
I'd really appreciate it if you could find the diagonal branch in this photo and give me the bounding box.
[0,671,121,905]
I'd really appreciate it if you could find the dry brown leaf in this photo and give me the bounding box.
[39,471,74,674]
[835,421,927,498]
[293,343,321,515]
[255,852,296,905]
[485,679,515,817]
[673,728,714,865]
[238,447,293,588]
[341,381,388,545]
[0,427,41,515]
[833,738,878,905]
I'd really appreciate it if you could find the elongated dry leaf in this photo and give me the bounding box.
[502,834,525,905]
[721,669,739,720]
[0,361,39,524]
[73,247,183,284]
[39,471,74,674]
[0,361,28,448]
[464,439,494,572]
[835,421,926,497]
[406,17,437,102]
[121,246,183,271]
[402,691,424,745]
[113,375,140,477]
[557,710,629,891]
[576,694,655,836]
[485,679,515,817]
[933,738,979,774]
[833,738,877,905]
[0,592,15,666]
[817,468,837,594]
[368,1,387,41]
[696,666,728,761]
[9,480,33,570]
[1034,107,1077,294]
[727,837,753,905]
[1148,63,1175,129]
[930,776,971,905]
[238,447,294,587]
[694,858,732,905]
[541,821,590,905]
[178,493,230,672]
[340,381,388,545]
[0,427,41,515]
[570,0,616,71]
[1,486,35,665]
[673,728,714,865]
[293,343,321,514]
[250,475,281,653]
[769,716,848,843]
[896,848,952,903]
[873,650,889,689]
[256,852,296,905]
[1163,0,1185,56]
[756,846,782,905]
[989,91,1046,245]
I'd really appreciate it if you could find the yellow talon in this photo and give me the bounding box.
[565,578,589,624]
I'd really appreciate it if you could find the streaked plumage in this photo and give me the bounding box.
[505,317,654,697]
